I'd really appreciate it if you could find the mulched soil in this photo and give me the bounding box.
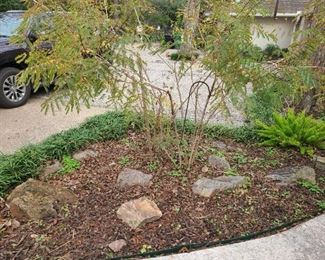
[0,132,324,259]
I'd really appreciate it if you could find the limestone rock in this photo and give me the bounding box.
[212,141,227,150]
[208,155,231,171]
[267,166,316,185]
[7,179,77,222]
[192,176,247,198]
[39,160,62,181]
[117,197,162,229]
[109,239,127,252]
[314,156,325,173]
[117,168,153,188]
[73,149,98,161]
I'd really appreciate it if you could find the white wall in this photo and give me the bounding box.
[252,17,296,49]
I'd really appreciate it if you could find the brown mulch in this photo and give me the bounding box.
[0,133,324,259]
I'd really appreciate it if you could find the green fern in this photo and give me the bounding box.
[256,109,325,155]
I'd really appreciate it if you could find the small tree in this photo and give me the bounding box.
[15,0,323,171]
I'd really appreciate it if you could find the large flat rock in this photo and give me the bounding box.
[192,176,247,198]
[267,166,316,185]
[7,179,77,222]
[117,168,153,188]
[117,197,162,229]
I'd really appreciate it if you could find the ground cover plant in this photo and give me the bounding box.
[0,132,324,259]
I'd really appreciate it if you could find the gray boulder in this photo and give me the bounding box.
[267,166,316,185]
[212,141,227,150]
[73,149,98,161]
[192,176,247,198]
[117,168,153,188]
[208,155,231,171]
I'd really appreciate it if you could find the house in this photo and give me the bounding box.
[253,0,310,49]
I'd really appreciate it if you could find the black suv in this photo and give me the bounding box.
[0,11,30,108]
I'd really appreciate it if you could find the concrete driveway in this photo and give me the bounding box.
[0,92,107,155]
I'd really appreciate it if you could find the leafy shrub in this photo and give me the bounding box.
[256,109,325,155]
[263,44,284,60]
[145,0,186,32]
[0,0,26,12]
[241,45,264,62]
[165,30,183,49]
[170,51,197,61]
[245,84,287,124]
[205,125,258,143]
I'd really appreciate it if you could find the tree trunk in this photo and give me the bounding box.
[297,1,325,115]
[179,0,201,56]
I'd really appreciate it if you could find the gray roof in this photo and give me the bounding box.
[263,0,310,14]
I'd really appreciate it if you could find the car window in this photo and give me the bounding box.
[0,13,23,37]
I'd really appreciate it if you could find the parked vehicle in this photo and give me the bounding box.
[0,11,30,108]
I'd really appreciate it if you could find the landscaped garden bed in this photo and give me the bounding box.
[1,0,324,258]
[0,130,324,259]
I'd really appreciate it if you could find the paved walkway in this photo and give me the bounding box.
[155,214,325,260]
[0,93,107,154]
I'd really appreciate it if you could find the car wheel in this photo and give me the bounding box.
[0,67,32,108]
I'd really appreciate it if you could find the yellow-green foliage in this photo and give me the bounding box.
[256,109,325,155]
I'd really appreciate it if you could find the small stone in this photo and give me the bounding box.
[208,155,231,171]
[108,239,127,252]
[192,176,247,198]
[73,149,98,161]
[267,166,316,185]
[0,219,20,230]
[11,219,20,229]
[39,160,62,181]
[7,179,77,222]
[117,168,153,188]
[212,141,227,150]
[314,156,325,173]
[117,197,162,229]
[201,166,209,173]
